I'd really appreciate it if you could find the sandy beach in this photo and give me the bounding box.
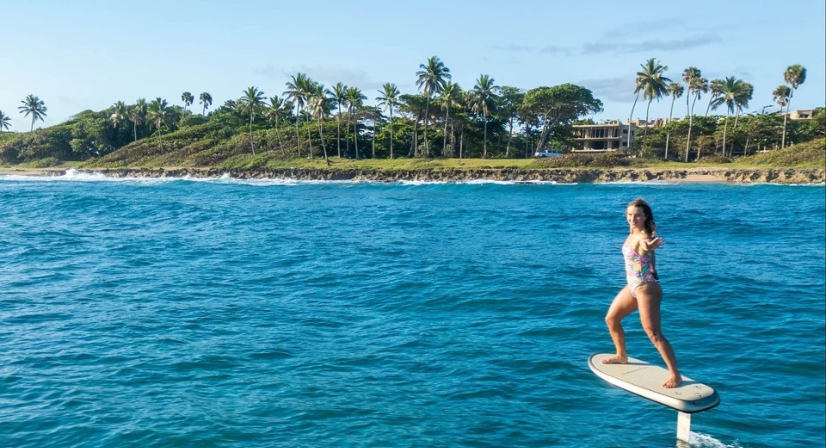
[0,167,67,177]
[680,172,729,183]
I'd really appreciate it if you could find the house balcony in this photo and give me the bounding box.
[574,136,623,140]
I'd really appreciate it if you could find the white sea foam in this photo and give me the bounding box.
[62,168,110,180]
[690,432,743,448]
[231,178,304,187]
[177,172,232,183]
[396,179,569,185]
[462,179,570,185]
[398,180,449,185]
[59,169,177,184]
[462,179,520,185]
[0,168,127,182]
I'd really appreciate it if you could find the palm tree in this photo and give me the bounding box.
[181,92,194,117]
[331,82,348,158]
[684,75,708,162]
[439,81,461,157]
[346,86,366,159]
[239,86,266,155]
[781,64,807,148]
[664,82,684,159]
[0,110,11,131]
[695,134,714,160]
[376,83,400,159]
[128,99,147,142]
[773,85,791,117]
[284,73,311,157]
[627,76,643,152]
[309,83,331,164]
[265,96,287,157]
[199,92,212,116]
[682,67,701,116]
[18,94,47,131]
[498,86,523,158]
[710,77,745,155]
[705,79,724,116]
[362,106,382,159]
[637,58,671,150]
[146,97,169,149]
[458,90,474,158]
[110,101,129,130]
[301,77,317,156]
[400,94,427,157]
[730,82,753,155]
[471,74,499,159]
[415,56,451,157]
[732,82,753,129]
[772,85,791,150]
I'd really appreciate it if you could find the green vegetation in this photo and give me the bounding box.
[0,59,821,172]
[636,109,824,161]
[733,139,825,169]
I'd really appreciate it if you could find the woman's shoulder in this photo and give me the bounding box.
[627,232,648,244]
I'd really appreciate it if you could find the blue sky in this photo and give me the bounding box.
[2,0,824,131]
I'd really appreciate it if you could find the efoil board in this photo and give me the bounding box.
[589,353,720,413]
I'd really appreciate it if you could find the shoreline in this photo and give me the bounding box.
[1,167,824,184]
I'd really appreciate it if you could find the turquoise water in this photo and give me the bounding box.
[1,173,824,448]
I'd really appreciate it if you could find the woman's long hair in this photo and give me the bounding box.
[628,198,657,236]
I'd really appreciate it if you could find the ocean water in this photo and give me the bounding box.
[1,172,824,448]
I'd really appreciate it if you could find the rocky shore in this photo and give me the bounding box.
[2,167,824,184]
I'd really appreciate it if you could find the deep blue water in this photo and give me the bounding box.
[1,173,824,448]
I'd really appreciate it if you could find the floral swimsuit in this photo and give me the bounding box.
[623,243,658,298]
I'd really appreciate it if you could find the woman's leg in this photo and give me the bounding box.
[602,286,637,364]
[636,283,682,387]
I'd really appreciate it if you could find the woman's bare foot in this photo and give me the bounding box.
[601,354,628,364]
[663,375,682,388]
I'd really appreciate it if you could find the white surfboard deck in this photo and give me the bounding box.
[589,353,720,413]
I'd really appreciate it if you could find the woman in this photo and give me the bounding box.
[602,198,682,388]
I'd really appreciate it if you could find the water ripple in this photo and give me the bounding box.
[0,180,823,447]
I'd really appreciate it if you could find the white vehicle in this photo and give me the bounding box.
[534,150,563,158]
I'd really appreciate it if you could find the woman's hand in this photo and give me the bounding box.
[645,237,664,251]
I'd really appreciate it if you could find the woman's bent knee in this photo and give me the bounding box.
[605,314,619,328]
[645,327,666,344]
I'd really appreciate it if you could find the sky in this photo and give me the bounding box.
[1,0,824,131]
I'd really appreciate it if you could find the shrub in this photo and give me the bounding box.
[538,152,642,168]
[695,154,732,164]
[27,157,62,168]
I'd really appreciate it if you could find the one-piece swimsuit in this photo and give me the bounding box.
[623,243,657,298]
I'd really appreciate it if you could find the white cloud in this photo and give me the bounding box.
[578,75,637,103]
[255,64,383,92]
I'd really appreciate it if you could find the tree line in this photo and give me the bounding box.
[0,57,820,166]
[628,59,811,161]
